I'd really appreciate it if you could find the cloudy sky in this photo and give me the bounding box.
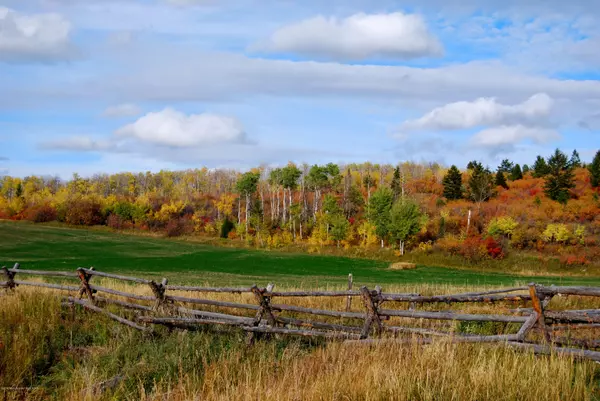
[1,0,599,178]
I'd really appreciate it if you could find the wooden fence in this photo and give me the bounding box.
[2,263,600,362]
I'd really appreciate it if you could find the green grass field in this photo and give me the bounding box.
[2,220,600,288]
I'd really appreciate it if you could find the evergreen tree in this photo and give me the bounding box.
[569,150,582,168]
[589,150,600,188]
[510,164,523,181]
[390,166,401,200]
[544,149,575,204]
[466,161,478,170]
[442,165,463,200]
[498,159,514,174]
[532,155,550,178]
[469,162,495,207]
[495,170,509,189]
[522,164,530,175]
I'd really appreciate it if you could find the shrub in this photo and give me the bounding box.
[541,224,571,243]
[165,218,191,237]
[435,235,462,255]
[459,237,487,262]
[107,214,125,230]
[65,199,104,226]
[484,236,505,259]
[559,255,588,266]
[25,204,57,223]
[487,216,518,238]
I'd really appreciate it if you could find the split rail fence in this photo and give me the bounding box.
[2,263,600,362]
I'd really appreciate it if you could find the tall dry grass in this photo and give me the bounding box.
[1,284,599,400]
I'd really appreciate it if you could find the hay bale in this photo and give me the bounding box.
[389,262,417,270]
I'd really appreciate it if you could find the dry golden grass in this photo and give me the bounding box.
[2,282,600,400]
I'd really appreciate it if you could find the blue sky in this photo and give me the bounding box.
[1,0,599,178]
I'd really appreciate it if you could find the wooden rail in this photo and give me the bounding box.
[3,264,600,362]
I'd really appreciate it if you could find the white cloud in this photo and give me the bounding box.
[0,7,74,62]
[39,136,114,151]
[102,103,142,118]
[471,125,560,148]
[115,108,248,147]
[398,93,554,132]
[255,12,443,60]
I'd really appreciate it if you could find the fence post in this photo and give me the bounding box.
[345,273,353,312]
[149,278,169,311]
[2,263,19,290]
[529,283,550,343]
[77,267,95,304]
[360,286,383,339]
[247,283,276,345]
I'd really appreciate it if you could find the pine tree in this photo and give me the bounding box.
[569,150,582,168]
[544,149,575,204]
[510,164,523,181]
[442,165,463,200]
[390,166,401,201]
[532,155,550,178]
[498,159,514,174]
[495,170,508,189]
[589,150,600,188]
[522,164,530,175]
[469,162,495,207]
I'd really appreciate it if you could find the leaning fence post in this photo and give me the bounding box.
[2,263,19,290]
[149,278,169,311]
[247,283,276,345]
[77,267,95,304]
[360,286,383,339]
[529,283,550,343]
[345,274,353,312]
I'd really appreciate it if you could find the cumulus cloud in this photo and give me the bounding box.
[397,93,554,133]
[0,7,74,62]
[471,125,560,148]
[254,12,442,60]
[115,108,249,147]
[102,103,142,118]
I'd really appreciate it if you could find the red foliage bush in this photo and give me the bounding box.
[65,199,104,226]
[165,217,192,237]
[24,204,57,223]
[459,237,487,262]
[484,236,505,259]
[560,255,588,266]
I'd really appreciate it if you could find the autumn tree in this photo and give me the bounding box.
[589,150,600,188]
[544,149,575,204]
[368,187,393,248]
[281,164,301,225]
[236,171,260,234]
[330,214,350,247]
[510,164,523,181]
[389,198,423,255]
[442,165,463,200]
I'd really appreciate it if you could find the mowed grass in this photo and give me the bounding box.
[2,220,600,288]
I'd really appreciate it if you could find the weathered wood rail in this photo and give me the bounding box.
[3,263,600,362]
